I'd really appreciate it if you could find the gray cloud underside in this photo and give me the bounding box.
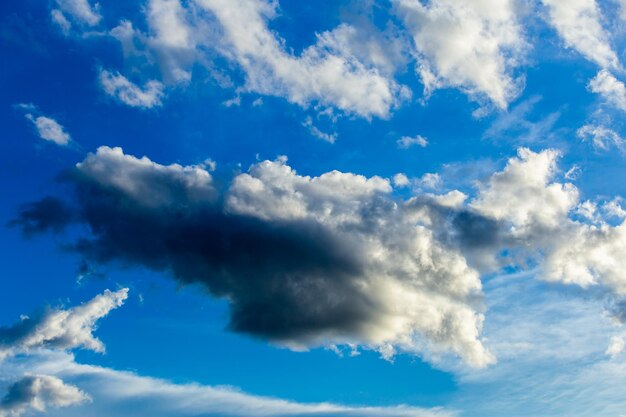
[12,145,626,368]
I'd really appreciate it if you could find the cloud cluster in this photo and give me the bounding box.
[15,145,626,368]
[0,375,89,417]
[588,69,626,112]
[395,0,526,108]
[0,289,126,417]
[13,146,493,367]
[107,0,406,118]
[1,351,453,417]
[18,104,71,146]
[0,288,128,360]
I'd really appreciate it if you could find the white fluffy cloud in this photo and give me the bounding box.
[471,148,578,232]
[194,0,405,118]
[470,148,626,296]
[541,0,618,69]
[109,0,406,118]
[0,375,89,417]
[588,69,626,111]
[397,135,428,149]
[394,0,526,108]
[53,0,101,26]
[99,70,165,109]
[0,289,128,361]
[24,115,71,146]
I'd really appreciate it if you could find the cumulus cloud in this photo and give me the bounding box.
[541,0,618,69]
[18,105,71,146]
[16,145,626,368]
[12,146,493,368]
[0,375,89,417]
[99,70,165,109]
[194,0,405,118]
[397,135,428,149]
[577,124,626,151]
[109,0,406,118]
[588,69,626,112]
[53,0,101,26]
[0,288,128,361]
[394,0,526,108]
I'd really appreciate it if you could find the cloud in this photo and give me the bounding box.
[577,124,626,151]
[99,70,165,109]
[195,0,405,118]
[53,0,101,26]
[18,105,71,146]
[394,0,526,108]
[588,69,626,112]
[397,135,428,149]
[0,290,452,417]
[302,117,337,143]
[606,335,625,358]
[0,375,89,417]
[0,288,128,361]
[50,10,72,35]
[541,0,618,69]
[471,148,578,232]
[393,173,410,188]
[12,146,494,368]
[0,351,453,417]
[16,146,626,369]
[109,0,406,118]
[452,270,626,417]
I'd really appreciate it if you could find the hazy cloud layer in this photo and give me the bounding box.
[1,351,453,417]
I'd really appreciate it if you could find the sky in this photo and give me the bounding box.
[3,0,626,416]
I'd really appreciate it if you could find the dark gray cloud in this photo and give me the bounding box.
[10,146,492,367]
[8,197,75,237]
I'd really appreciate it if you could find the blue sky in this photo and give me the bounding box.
[3,0,626,416]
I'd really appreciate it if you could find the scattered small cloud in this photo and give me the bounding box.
[397,134,428,149]
[17,104,71,146]
[302,117,337,143]
[99,70,164,109]
[577,124,626,152]
[588,70,626,112]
